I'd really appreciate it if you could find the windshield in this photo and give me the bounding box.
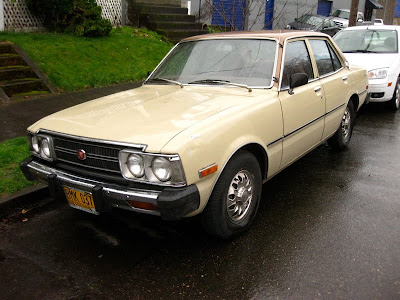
[334,29,398,53]
[297,15,324,27]
[332,10,350,19]
[147,39,277,87]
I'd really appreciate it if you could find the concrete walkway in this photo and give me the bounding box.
[0,81,142,142]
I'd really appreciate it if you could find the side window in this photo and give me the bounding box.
[281,40,314,89]
[309,39,334,76]
[328,44,342,71]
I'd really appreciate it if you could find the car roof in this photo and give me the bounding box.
[182,30,330,43]
[340,25,400,31]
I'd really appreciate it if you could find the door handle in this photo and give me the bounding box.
[314,86,321,92]
[342,76,348,81]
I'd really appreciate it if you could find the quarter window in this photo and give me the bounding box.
[281,40,314,89]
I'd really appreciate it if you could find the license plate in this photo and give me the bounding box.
[63,186,98,215]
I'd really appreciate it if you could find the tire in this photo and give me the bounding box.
[388,78,400,111]
[200,151,262,239]
[328,100,355,151]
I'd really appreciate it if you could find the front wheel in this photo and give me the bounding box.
[328,100,355,151]
[388,78,400,111]
[200,151,262,239]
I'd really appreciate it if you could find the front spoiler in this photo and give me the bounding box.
[20,157,200,220]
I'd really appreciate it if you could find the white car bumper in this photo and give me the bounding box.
[368,78,397,103]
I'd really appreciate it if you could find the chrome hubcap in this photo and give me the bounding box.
[226,170,253,222]
[395,84,400,108]
[341,107,351,142]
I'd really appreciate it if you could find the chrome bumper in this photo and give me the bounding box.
[20,157,200,220]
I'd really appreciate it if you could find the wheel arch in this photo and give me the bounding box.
[349,93,359,112]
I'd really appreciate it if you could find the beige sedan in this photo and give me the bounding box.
[21,31,369,239]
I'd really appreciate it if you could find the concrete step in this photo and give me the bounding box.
[0,43,17,55]
[147,13,195,23]
[0,54,27,67]
[132,4,188,14]
[0,78,47,97]
[0,66,36,81]
[148,21,203,30]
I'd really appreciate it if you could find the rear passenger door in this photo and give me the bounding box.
[278,39,325,168]
[308,38,349,140]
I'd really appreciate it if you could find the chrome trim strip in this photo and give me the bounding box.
[358,89,368,95]
[267,103,345,148]
[284,114,325,139]
[267,136,284,147]
[36,129,147,151]
[326,103,345,115]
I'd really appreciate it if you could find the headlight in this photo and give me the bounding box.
[127,154,145,177]
[152,157,172,182]
[368,68,388,79]
[32,136,40,154]
[119,150,186,186]
[41,138,51,158]
[28,134,54,161]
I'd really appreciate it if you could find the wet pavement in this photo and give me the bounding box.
[0,104,399,299]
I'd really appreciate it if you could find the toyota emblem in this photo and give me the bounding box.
[77,149,86,160]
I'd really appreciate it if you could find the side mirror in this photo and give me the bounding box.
[289,73,308,95]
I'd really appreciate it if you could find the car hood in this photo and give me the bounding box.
[343,52,397,72]
[28,84,257,152]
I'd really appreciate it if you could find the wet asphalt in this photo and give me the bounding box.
[0,103,399,300]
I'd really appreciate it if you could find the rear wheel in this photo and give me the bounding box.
[388,78,400,111]
[201,151,262,239]
[328,100,355,151]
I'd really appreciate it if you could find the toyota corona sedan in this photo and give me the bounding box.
[21,31,369,239]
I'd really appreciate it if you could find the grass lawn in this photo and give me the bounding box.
[0,27,173,91]
[0,137,36,198]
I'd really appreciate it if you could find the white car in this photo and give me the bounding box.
[331,9,364,28]
[334,25,400,110]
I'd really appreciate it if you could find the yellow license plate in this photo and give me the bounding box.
[63,187,97,214]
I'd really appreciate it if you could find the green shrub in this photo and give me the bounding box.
[25,0,112,37]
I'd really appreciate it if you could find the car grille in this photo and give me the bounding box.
[334,21,344,27]
[52,135,126,174]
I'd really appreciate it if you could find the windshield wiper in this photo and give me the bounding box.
[345,49,378,53]
[147,77,183,88]
[188,79,252,92]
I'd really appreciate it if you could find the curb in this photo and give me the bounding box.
[0,184,50,218]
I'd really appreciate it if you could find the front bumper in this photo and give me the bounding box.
[20,157,200,220]
[368,82,396,102]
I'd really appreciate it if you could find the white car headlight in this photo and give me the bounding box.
[127,153,145,178]
[368,68,388,79]
[152,157,172,182]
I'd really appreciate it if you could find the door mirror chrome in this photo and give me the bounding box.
[345,61,350,69]
[289,73,308,95]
